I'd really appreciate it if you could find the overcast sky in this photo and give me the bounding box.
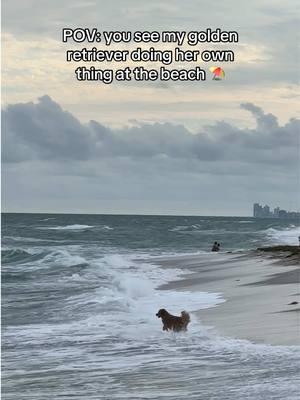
[2,0,299,215]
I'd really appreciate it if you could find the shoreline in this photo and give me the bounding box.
[155,246,300,346]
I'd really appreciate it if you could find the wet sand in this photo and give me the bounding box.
[156,249,300,346]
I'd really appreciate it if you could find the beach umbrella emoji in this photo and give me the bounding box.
[209,66,225,80]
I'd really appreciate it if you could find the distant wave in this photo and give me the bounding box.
[36,224,113,231]
[169,224,213,233]
[37,224,94,231]
[2,248,32,263]
[3,246,90,266]
[3,235,49,242]
[2,248,46,264]
[169,225,230,234]
[265,226,300,245]
[100,225,114,230]
[41,249,89,268]
[169,225,189,232]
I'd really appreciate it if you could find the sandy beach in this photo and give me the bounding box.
[157,247,300,346]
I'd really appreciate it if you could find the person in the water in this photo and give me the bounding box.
[211,241,219,252]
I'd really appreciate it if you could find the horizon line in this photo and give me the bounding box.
[1,211,256,218]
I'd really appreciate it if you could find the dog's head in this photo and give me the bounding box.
[156,308,167,318]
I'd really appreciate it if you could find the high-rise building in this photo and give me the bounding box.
[253,203,262,217]
[274,207,280,217]
[253,203,300,218]
[263,205,270,217]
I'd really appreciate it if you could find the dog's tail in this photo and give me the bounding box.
[181,311,190,326]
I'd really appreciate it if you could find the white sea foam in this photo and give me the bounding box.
[38,224,94,230]
[100,225,114,230]
[9,250,224,337]
[60,252,225,352]
[3,235,50,242]
[265,226,300,245]
[168,225,189,232]
[40,249,88,267]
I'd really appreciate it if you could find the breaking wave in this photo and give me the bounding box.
[37,224,94,230]
[265,225,300,245]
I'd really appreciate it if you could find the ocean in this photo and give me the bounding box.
[2,213,300,399]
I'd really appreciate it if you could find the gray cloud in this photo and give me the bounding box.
[2,96,299,171]
[3,96,92,162]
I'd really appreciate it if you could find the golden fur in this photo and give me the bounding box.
[156,308,190,332]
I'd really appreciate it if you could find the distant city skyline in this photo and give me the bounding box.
[253,203,300,219]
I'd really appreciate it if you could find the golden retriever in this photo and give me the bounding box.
[156,308,190,332]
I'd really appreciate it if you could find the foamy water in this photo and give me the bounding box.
[265,225,300,245]
[38,224,95,230]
